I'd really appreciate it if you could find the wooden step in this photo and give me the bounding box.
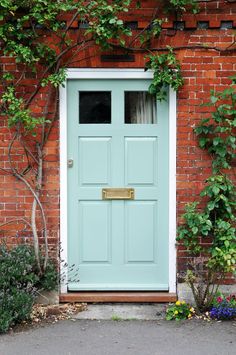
[60,292,177,303]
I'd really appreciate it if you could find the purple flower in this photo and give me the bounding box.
[210,306,236,320]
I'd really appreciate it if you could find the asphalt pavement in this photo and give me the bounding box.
[0,318,235,355]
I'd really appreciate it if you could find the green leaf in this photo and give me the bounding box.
[116,19,123,25]
[210,95,218,104]
[224,240,230,247]
[212,186,220,195]
[207,201,215,211]
[192,226,198,234]
[199,137,208,148]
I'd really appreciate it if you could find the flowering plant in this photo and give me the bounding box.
[210,294,236,320]
[166,301,195,321]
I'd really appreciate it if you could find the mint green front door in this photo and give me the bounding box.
[67,79,169,290]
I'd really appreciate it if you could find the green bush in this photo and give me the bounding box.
[0,243,58,333]
[38,260,58,291]
[0,289,34,333]
[0,244,39,291]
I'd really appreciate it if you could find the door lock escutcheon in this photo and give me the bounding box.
[67,159,74,168]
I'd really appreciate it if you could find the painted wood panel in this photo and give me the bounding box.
[125,137,157,185]
[79,137,111,185]
[125,201,157,263]
[67,78,169,290]
[79,201,111,263]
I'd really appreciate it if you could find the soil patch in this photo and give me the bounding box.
[10,303,87,333]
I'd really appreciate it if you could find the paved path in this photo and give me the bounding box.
[0,318,235,355]
[74,303,165,320]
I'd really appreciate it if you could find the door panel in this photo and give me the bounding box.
[125,201,157,263]
[67,79,169,291]
[79,137,111,185]
[125,137,157,185]
[79,201,112,263]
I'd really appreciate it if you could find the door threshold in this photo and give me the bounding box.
[60,292,177,303]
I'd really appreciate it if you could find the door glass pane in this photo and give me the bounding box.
[79,91,111,124]
[125,91,157,124]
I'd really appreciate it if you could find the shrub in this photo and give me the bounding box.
[0,244,39,291]
[183,258,223,313]
[166,301,195,321]
[38,260,58,291]
[0,289,34,333]
[0,243,58,333]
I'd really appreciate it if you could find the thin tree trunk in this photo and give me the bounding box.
[31,143,48,272]
[31,196,41,273]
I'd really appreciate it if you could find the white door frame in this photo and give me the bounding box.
[59,68,176,294]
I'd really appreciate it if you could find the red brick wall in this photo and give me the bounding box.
[0,0,235,283]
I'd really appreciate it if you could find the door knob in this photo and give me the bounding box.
[67,159,74,168]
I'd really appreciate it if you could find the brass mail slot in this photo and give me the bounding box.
[102,188,135,200]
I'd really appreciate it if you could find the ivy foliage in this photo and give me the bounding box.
[82,0,132,47]
[0,0,132,68]
[195,77,236,172]
[145,47,183,100]
[166,0,199,14]
[0,0,200,134]
[178,84,236,275]
[0,0,133,133]
[1,0,73,65]
[178,175,236,273]
[2,86,45,133]
[138,18,165,47]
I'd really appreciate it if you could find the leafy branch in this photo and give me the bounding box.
[195,78,236,172]
[177,81,236,310]
[145,47,183,100]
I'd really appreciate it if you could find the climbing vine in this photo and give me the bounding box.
[177,78,236,311]
[195,79,236,172]
[145,48,184,100]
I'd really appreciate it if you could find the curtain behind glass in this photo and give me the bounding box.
[125,92,157,124]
